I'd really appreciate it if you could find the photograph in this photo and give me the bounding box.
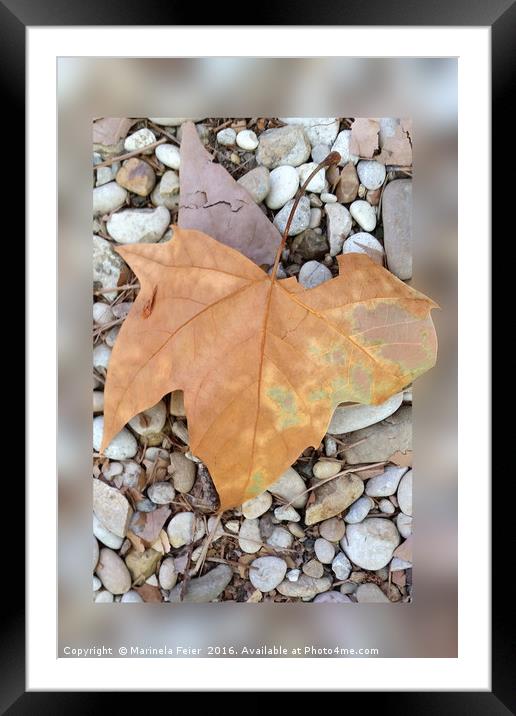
[92,115,427,604]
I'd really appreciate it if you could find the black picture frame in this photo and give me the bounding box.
[5,0,505,709]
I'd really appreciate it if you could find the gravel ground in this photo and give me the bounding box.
[93,117,413,604]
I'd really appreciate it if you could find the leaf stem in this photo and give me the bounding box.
[269,151,341,280]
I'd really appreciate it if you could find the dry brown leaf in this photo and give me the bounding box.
[93,117,136,147]
[388,450,413,467]
[133,583,163,602]
[101,227,437,512]
[393,536,413,563]
[376,121,412,167]
[350,118,379,158]
[129,505,171,546]
[178,121,281,266]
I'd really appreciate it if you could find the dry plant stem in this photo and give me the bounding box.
[95,137,168,168]
[146,121,181,146]
[279,461,386,509]
[270,151,341,280]
[191,512,222,576]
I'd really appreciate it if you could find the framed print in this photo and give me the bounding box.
[8,0,506,707]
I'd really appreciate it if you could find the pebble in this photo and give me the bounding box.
[276,575,331,598]
[279,118,339,147]
[356,583,390,603]
[267,527,293,550]
[96,547,131,594]
[319,517,345,542]
[331,551,352,580]
[169,390,186,417]
[379,498,395,514]
[128,400,167,438]
[93,537,99,571]
[324,436,338,457]
[95,590,114,603]
[105,326,120,348]
[297,162,327,193]
[217,127,236,146]
[273,196,311,236]
[321,192,337,203]
[397,469,412,516]
[311,143,331,164]
[159,557,178,590]
[224,520,240,534]
[328,392,403,434]
[238,518,262,553]
[396,512,412,538]
[116,158,155,196]
[309,208,322,229]
[207,516,225,542]
[92,477,133,536]
[313,460,341,480]
[366,466,408,497]
[121,591,144,603]
[150,181,180,211]
[274,505,300,522]
[305,474,364,525]
[342,232,385,265]
[167,512,205,548]
[391,556,411,571]
[160,170,180,196]
[343,406,411,464]
[168,564,233,603]
[256,125,311,168]
[242,491,272,519]
[124,128,156,153]
[93,575,101,591]
[290,228,328,259]
[236,129,258,150]
[340,581,357,595]
[331,130,359,166]
[93,513,124,549]
[93,344,111,371]
[350,200,377,231]
[298,260,332,289]
[135,498,156,513]
[288,522,305,538]
[286,569,301,582]
[96,164,117,187]
[107,206,170,244]
[149,117,203,126]
[342,518,400,570]
[265,165,299,209]
[249,556,287,591]
[344,496,374,524]
[325,203,352,255]
[93,182,127,217]
[309,194,323,208]
[336,163,359,203]
[367,188,382,206]
[94,418,138,461]
[303,559,324,578]
[93,302,114,326]
[155,143,181,169]
[314,591,351,603]
[269,467,307,508]
[171,420,189,444]
[357,160,386,190]
[382,179,412,280]
[237,165,270,204]
[147,481,175,504]
[168,452,196,493]
[314,537,335,563]
[93,236,128,301]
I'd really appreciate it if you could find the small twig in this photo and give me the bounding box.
[95,137,168,168]
[94,283,140,295]
[146,121,181,146]
[278,462,386,510]
[93,316,125,337]
[192,512,221,576]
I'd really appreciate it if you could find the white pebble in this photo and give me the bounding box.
[242,492,272,519]
[147,481,175,504]
[121,590,144,603]
[331,552,352,580]
[320,192,337,203]
[314,537,335,564]
[93,344,111,371]
[93,182,127,216]
[217,128,236,146]
[331,130,359,166]
[93,302,114,325]
[265,165,300,209]
[298,260,332,289]
[378,498,395,514]
[155,143,181,169]
[297,162,326,193]
[357,160,386,190]
[274,505,300,522]
[344,495,374,524]
[267,527,293,550]
[93,416,138,459]
[249,556,287,592]
[236,129,258,150]
[312,461,341,479]
[396,512,412,538]
[167,512,205,548]
[124,128,156,153]
[128,400,167,437]
[350,200,377,231]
